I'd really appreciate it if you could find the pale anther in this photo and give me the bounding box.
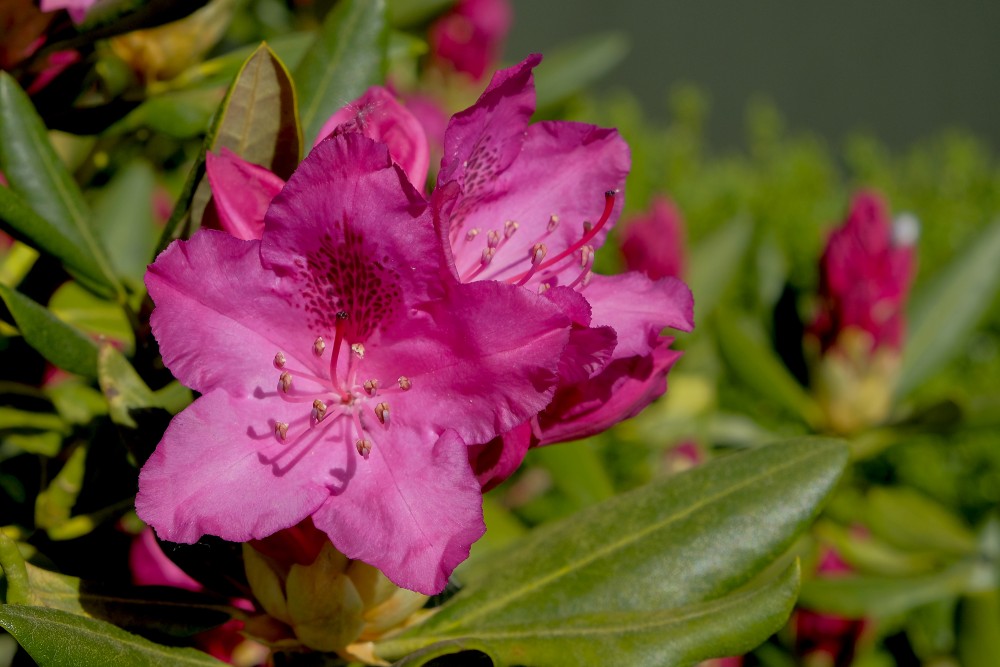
[487,229,501,248]
[274,421,289,441]
[398,376,412,391]
[375,402,390,426]
[466,228,481,241]
[580,245,594,267]
[538,282,551,294]
[530,243,547,265]
[351,343,365,359]
[312,399,328,422]
[273,351,286,369]
[504,220,519,238]
[279,371,292,393]
[363,379,379,396]
[356,439,372,458]
[313,337,326,356]
[481,247,496,265]
[547,214,560,232]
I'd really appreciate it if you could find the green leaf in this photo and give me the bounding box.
[865,486,977,558]
[0,605,228,667]
[386,0,453,27]
[49,282,134,354]
[294,0,388,145]
[97,345,159,428]
[22,563,234,637]
[92,159,159,292]
[0,284,99,377]
[157,44,302,251]
[535,32,630,113]
[396,564,799,667]
[35,445,87,533]
[958,591,1000,667]
[377,438,847,666]
[897,218,1000,398]
[0,74,122,299]
[527,440,615,511]
[799,564,974,619]
[714,308,824,427]
[687,216,754,318]
[110,89,223,140]
[0,528,30,604]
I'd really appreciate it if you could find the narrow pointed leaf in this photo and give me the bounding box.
[0,284,99,377]
[157,44,302,252]
[49,282,134,354]
[687,216,753,318]
[0,74,122,298]
[294,0,388,145]
[97,345,158,428]
[714,308,823,427]
[377,438,846,665]
[535,32,630,112]
[0,605,227,667]
[897,218,1000,398]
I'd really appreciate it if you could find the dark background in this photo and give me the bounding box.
[505,1,1000,150]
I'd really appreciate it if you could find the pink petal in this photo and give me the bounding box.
[311,428,485,594]
[537,341,683,446]
[543,286,616,384]
[468,421,532,492]
[315,87,430,189]
[446,121,630,287]
[136,390,332,544]
[366,278,570,447]
[584,272,694,359]
[130,528,203,591]
[205,149,285,241]
[620,195,687,279]
[146,230,317,396]
[428,0,512,81]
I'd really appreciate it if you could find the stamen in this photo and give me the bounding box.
[311,399,328,422]
[482,247,496,264]
[569,268,592,290]
[351,343,365,359]
[506,190,617,285]
[363,379,379,396]
[398,376,412,391]
[313,337,326,356]
[580,244,595,268]
[279,372,293,393]
[487,229,501,249]
[547,214,560,232]
[515,243,548,287]
[273,352,286,369]
[504,220,519,239]
[375,402,390,426]
[538,282,551,294]
[274,421,289,441]
[465,228,481,242]
[356,439,372,458]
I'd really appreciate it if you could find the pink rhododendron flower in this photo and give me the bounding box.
[39,0,98,23]
[427,0,512,81]
[620,195,687,279]
[795,548,867,665]
[138,133,572,594]
[432,55,694,464]
[809,190,916,354]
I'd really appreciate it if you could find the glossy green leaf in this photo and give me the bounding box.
[799,562,974,619]
[714,308,823,427]
[688,216,754,318]
[865,486,977,557]
[158,44,302,251]
[377,438,847,666]
[535,32,630,112]
[396,564,799,667]
[22,563,233,637]
[46,380,109,425]
[0,284,99,378]
[92,159,159,291]
[897,218,1000,398]
[0,74,122,298]
[0,528,30,604]
[958,591,1000,667]
[294,0,388,145]
[0,605,227,667]
[49,282,134,354]
[110,89,223,140]
[528,440,615,511]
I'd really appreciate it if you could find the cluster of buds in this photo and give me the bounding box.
[241,520,429,664]
[807,191,917,433]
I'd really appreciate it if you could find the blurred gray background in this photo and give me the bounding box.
[506,1,1000,150]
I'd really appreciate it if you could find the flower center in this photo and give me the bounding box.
[458,190,618,292]
[268,311,411,462]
